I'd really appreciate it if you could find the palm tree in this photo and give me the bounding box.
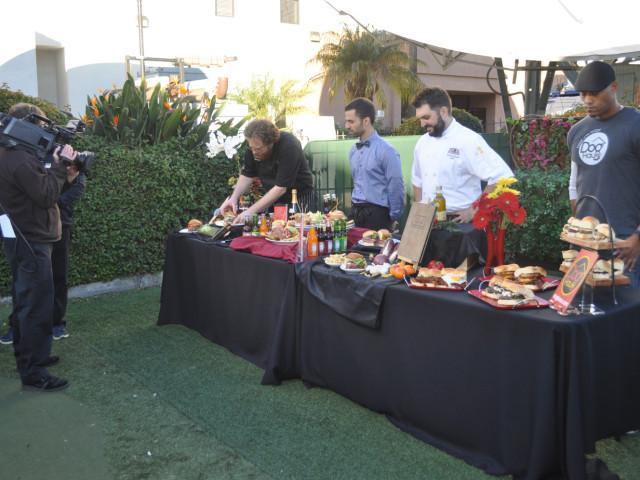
[312,27,422,109]
[230,75,311,127]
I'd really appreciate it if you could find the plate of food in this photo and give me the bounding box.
[487,265,558,291]
[408,267,467,291]
[339,252,366,273]
[324,253,346,267]
[265,237,299,245]
[469,276,549,309]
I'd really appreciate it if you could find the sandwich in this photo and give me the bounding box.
[481,276,535,305]
[327,210,347,221]
[493,264,519,280]
[441,268,467,288]
[514,266,547,290]
[560,250,578,270]
[593,223,616,241]
[361,230,379,246]
[563,216,600,239]
[343,252,366,269]
[187,219,203,231]
[377,229,392,242]
[411,267,448,287]
[591,258,624,281]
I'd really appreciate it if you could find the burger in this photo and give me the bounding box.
[560,250,579,270]
[187,219,203,232]
[343,252,366,269]
[591,258,624,281]
[327,210,347,221]
[514,266,547,290]
[411,267,447,287]
[441,268,467,288]
[593,223,616,241]
[481,276,535,305]
[493,263,519,280]
[377,229,392,242]
[361,230,379,246]
[563,216,600,239]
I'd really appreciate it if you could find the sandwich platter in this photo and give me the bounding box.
[560,232,623,250]
[479,275,560,292]
[468,289,549,310]
[406,267,467,291]
[558,264,631,287]
[265,237,300,245]
[468,276,549,309]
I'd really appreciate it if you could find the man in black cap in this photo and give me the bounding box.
[567,61,640,286]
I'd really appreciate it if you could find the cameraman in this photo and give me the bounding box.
[0,103,75,391]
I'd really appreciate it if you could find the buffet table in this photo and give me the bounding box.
[158,232,640,479]
[158,233,300,384]
[297,274,640,480]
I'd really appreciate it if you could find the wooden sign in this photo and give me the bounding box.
[397,202,436,265]
[549,249,599,314]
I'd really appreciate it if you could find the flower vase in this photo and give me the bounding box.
[484,228,496,276]
[496,226,506,267]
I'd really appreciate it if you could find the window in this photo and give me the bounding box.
[280,0,299,24]
[215,0,234,17]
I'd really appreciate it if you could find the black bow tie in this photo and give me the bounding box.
[355,140,370,150]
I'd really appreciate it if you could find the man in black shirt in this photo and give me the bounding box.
[0,103,75,391]
[218,119,313,220]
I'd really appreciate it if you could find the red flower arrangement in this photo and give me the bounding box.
[472,178,526,273]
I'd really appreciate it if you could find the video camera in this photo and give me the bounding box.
[0,111,95,173]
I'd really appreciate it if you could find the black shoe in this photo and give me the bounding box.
[22,375,69,392]
[40,355,60,367]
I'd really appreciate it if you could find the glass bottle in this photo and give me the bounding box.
[434,186,447,222]
[326,223,333,255]
[259,214,269,236]
[333,220,341,253]
[242,213,252,237]
[289,189,300,219]
[340,220,348,253]
[318,224,326,256]
[252,214,260,236]
[307,225,318,258]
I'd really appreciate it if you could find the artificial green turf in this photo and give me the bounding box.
[0,288,638,480]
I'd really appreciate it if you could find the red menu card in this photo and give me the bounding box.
[273,205,288,222]
[549,249,599,314]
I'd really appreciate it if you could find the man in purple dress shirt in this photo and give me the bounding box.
[344,98,405,230]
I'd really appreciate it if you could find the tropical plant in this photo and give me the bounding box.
[311,27,422,109]
[84,74,237,148]
[230,75,311,127]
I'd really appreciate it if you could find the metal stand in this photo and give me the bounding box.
[566,195,618,315]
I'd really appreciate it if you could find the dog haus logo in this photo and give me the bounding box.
[578,130,609,165]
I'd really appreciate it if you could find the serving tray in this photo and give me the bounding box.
[467,289,549,310]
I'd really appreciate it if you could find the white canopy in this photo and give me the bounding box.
[324,0,640,61]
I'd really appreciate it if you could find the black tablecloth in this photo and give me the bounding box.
[423,223,487,267]
[295,259,399,329]
[158,233,299,384]
[298,276,640,479]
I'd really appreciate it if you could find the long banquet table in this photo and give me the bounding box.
[158,233,640,479]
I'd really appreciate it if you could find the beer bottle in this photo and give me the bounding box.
[325,223,333,255]
[434,186,447,222]
[318,224,326,256]
[333,221,341,253]
[340,220,348,253]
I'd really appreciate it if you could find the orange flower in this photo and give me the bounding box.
[179,85,188,95]
[90,97,97,107]
[92,106,100,117]
[104,94,110,102]
[163,101,172,110]
[113,115,119,127]
[81,114,89,123]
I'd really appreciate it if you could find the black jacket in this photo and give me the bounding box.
[58,173,86,226]
[0,147,67,242]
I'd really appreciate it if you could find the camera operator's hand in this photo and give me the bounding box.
[66,165,80,183]
[53,145,77,165]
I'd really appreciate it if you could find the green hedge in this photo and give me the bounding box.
[505,167,571,266]
[394,107,484,135]
[0,83,67,124]
[0,134,237,295]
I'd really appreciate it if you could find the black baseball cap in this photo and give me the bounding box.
[574,61,616,92]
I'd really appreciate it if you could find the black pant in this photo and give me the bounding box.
[3,239,54,382]
[351,202,392,230]
[52,226,71,327]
